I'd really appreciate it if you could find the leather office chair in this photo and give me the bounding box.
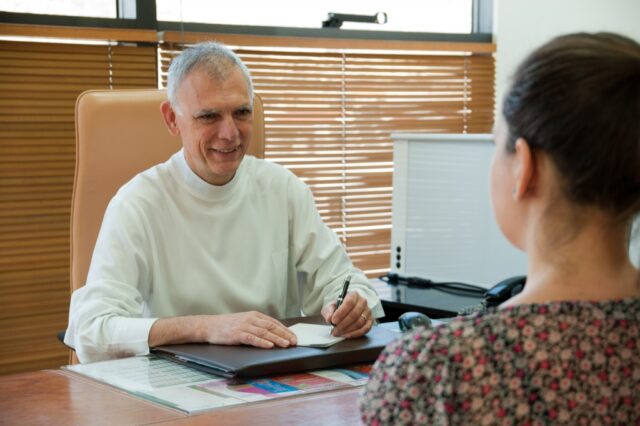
[65,89,265,362]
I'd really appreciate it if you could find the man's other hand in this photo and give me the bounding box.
[205,311,298,348]
[149,312,297,349]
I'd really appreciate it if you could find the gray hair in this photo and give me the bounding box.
[167,41,253,113]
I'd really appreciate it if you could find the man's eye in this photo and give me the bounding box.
[197,113,218,122]
[234,109,252,119]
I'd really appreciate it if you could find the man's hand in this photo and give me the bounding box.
[149,311,297,349]
[321,292,373,338]
[205,311,298,348]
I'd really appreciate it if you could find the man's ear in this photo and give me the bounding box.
[160,100,180,136]
[513,138,536,199]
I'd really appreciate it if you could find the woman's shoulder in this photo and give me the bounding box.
[387,304,558,361]
[394,298,640,360]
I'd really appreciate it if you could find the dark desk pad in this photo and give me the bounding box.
[152,316,398,378]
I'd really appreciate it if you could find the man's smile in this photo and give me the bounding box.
[209,145,240,154]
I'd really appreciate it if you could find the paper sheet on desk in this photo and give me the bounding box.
[64,355,369,414]
[289,323,345,347]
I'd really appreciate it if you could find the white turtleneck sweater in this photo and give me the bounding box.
[65,150,383,363]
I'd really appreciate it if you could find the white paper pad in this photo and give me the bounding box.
[288,323,345,348]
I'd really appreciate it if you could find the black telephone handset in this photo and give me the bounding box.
[484,275,526,307]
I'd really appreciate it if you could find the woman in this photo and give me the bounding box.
[360,32,640,425]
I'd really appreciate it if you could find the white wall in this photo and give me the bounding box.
[494,0,640,267]
[494,0,640,113]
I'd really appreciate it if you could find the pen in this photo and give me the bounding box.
[330,275,351,333]
[335,274,351,312]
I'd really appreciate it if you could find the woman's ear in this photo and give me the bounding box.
[160,100,180,136]
[513,138,535,200]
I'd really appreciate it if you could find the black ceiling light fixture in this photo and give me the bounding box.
[322,12,387,29]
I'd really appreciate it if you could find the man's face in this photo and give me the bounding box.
[167,66,253,185]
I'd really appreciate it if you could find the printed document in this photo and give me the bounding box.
[65,355,370,414]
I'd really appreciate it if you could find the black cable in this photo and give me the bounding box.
[380,272,487,298]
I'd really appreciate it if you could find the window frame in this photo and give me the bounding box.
[1,0,493,42]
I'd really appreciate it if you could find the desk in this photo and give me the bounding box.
[0,369,362,425]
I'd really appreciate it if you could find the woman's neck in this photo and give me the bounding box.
[503,218,640,307]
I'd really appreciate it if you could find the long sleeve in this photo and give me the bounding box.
[286,175,384,318]
[65,152,384,364]
[65,195,158,363]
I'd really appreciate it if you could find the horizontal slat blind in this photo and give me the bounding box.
[160,42,495,288]
[0,40,157,375]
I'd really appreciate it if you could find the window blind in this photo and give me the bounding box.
[159,39,495,291]
[0,39,157,375]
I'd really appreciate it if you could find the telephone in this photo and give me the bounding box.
[484,275,526,307]
[456,275,526,315]
[379,272,527,315]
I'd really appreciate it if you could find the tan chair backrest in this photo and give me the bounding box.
[71,89,265,294]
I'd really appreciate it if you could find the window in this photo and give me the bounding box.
[156,0,473,33]
[0,0,117,18]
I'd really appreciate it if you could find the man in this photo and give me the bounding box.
[65,42,383,363]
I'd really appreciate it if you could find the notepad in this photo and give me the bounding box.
[288,323,345,348]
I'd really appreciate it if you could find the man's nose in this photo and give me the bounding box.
[218,115,239,140]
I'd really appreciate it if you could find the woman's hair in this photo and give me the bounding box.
[503,32,640,221]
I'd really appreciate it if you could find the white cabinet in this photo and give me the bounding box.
[390,133,527,288]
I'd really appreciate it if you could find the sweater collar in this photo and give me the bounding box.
[170,148,247,201]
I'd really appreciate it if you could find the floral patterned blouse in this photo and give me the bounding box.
[360,298,640,425]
